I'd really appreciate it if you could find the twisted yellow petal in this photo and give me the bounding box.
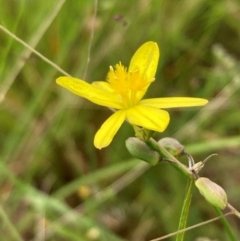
[129,41,159,84]
[94,110,126,149]
[126,105,170,132]
[56,77,122,109]
[92,81,115,93]
[140,97,208,108]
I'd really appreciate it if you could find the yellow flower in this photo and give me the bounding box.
[56,41,208,149]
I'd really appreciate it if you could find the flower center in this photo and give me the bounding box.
[107,62,149,108]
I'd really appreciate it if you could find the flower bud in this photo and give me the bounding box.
[195,177,228,210]
[126,137,160,165]
[158,137,185,157]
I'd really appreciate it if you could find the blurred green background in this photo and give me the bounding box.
[1,0,240,240]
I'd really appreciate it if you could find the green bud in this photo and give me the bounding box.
[158,137,185,157]
[126,137,160,165]
[195,177,228,210]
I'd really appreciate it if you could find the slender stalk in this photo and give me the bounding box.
[146,138,193,178]
[0,24,70,77]
[214,206,238,241]
[176,178,194,241]
[227,203,240,219]
[145,138,197,241]
[150,212,233,241]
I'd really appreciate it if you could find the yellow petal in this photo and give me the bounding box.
[92,81,115,93]
[94,110,126,149]
[56,77,122,109]
[129,41,159,83]
[126,105,170,132]
[140,97,208,108]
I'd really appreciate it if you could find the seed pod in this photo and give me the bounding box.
[158,137,185,157]
[126,137,160,165]
[195,177,228,210]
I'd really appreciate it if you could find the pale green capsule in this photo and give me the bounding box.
[195,177,228,210]
[158,137,185,157]
[126,137,160,165]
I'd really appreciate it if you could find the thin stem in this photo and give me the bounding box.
[0,25,70,77]
[0,0,68,104]
[227,203,240,219]
[214,207,237,241]
[83,0,98,79]
[176,178,194,241]
[150,211,233,241]
[146,138,193,178]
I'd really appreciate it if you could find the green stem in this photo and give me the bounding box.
[214,207,237,241]
[145,138,195,241]
[176,178,194,241]
[227,203,240,219]
[146,138,193,178]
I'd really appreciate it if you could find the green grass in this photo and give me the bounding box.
[1,0,240,240]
